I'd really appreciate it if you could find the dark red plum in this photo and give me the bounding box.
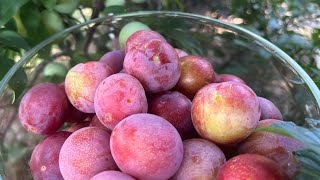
[99,50,125,73]
[19,83,68,135]
[238,119,303,177]
[66,121,90,132]
[125,30,166,53]
[258,97,283,120]
[148,91,195,139]
[124,40,180,93]
[94,73,148,130]
[174,55,215,99]
[90,171,136,180]
[217,154,289,180]
[59,127,117,180]
[172,138,226,180]
[110,113,183,180]
[30,131,72,180]
[216,74,245,84]
[65,61,113,113]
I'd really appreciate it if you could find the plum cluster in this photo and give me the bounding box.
[19,28,301,180]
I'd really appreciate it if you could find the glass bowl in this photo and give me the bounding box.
[0,11,319,179]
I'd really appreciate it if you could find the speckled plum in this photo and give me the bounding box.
[217,154,289,180]
[192,82,261,145]
[175,48,188,58]
[258,97,283,120]
[216,74,245,84]
[238,119,303,177]
[30,131,72,180]
[59,127,118,180]
[110,113,183,180]
[174,55,215,99]
[148,91,195,139]
[125,30,166,53]
[124,39,180,93]
[19,83,68,135]
[172,138,226,180]
[99,50,125,73]
[65,61,113,113]
[94,73,148,130]
[90,171,136,180]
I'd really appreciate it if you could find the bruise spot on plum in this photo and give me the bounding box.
[192,155,201,164]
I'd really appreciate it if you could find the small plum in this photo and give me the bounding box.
[172,138,226,180]
[124,39,180,93]
[99,50,125,73]
[59,127,118,180]
[94,73,148,130]
[90,171,136,180]
[217,154,289,180]
[110,113,183,180]
[216,74,245,84]
[125,30,166,53]
[238,119,303,177]
[174,55,215,99]
[192,82,261,145]
[30,131,72,180]
[258,97,283,120]
[19,83,68,135]
[66,121,90,132]
[65,61,113,113]
[148,91,195,139]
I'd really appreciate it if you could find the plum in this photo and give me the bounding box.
[174,55,215,99]
[59,127,117,180]
[90,171,136,180]
[192,82,261,145]
[65,61,113,113]
[19,82,68,135]
[217,154,289,180]
[125,30,166,53]
[258,97,283,120]
[148,91,195,139]
[89,115,110,131]
[124,39,180,93]
[99,50,125,73]
[172,138,226,180]
[238,119,303,177]
[175,48,188,58]
[30,131,72,180]
[216,74,245,84]
[66,121,91,132]
[110,113,183,180]
[94,73,148,130]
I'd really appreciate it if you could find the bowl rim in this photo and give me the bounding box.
[0,11,319,106]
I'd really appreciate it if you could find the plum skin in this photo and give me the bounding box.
[191,81,261,145]
[110,113,183,180]
[65,61,113,113]
[258,97,283,120]
[172,138,226,180]
[125,30,166,53]
[19,82,68,135]
[90,171,136,180]
[124,39,180,93]
[174,55,215,100]
[217,154,289,180]
[30,131,72,180]
[238,119,303,177]
[99,50,125,73]
[94,73,148,130]
[59,127,118,180]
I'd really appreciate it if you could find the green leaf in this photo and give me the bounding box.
[41,0,57,9]
[0,0,30,26]
[103,5,125,14]
[311,29,320,48]
[0,30,29,50]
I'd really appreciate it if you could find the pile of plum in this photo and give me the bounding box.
[19,29,302,180]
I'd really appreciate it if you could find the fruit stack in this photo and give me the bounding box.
[19,28,302,180]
